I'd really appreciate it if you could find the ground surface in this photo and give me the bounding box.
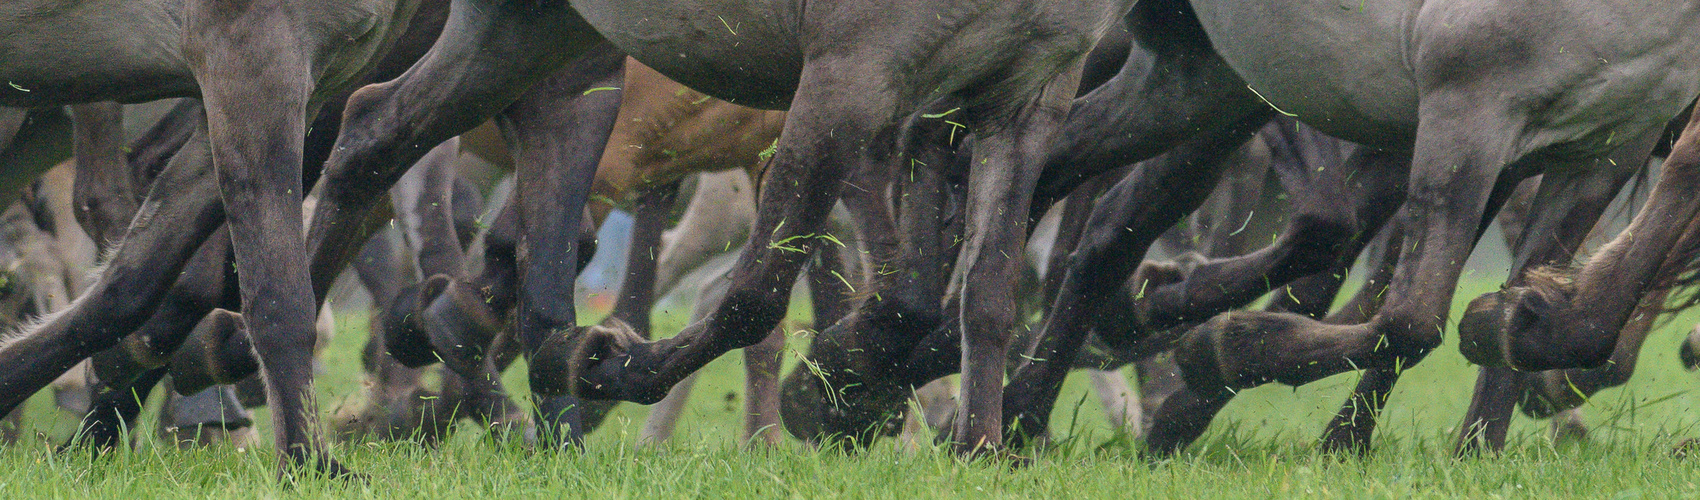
[4,277,1700,498]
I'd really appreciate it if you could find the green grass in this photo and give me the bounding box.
[4,277,1700,498]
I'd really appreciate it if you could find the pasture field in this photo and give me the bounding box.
[4,277,1700,498]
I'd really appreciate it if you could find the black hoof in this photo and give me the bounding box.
[1457,290,1515,367]
[776,316,914,448]
[1458,272,1607,372]
[419,274,504,374]
[1681,325,1700,371]
[378,283,439,368]
[529,320,650,402]
[169,310,256,395]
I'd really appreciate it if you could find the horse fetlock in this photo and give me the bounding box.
[89,340,159,386]
[1128,254,1203,333]
[379,283,440,368]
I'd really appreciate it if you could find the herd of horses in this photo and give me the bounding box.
[4,0,1700,478]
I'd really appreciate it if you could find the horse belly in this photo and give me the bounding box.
[0,0,195,107]
[1192,0,1421,147]
[573,0,804,110]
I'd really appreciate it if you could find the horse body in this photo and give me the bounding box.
[1193,0,1420,146]
[0,1,191,106]
[578,0,1123,118]
[1196,0,1700,150]
[0,0,410,108]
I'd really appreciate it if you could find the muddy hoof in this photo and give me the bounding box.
[169,310,256,395]
[1681,325,1700,371]
[1549,408,1589,444]
[332,383,460,444]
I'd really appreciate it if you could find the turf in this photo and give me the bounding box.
[3,277,1700,498]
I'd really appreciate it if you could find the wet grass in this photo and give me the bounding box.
[4,277,1700,498]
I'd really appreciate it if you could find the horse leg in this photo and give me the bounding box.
[0,124,221,425]
[1157,84,1640,455]
[779,128,960,446]
[1523,287,1671,421]
[0,108,73,209]
[1136,146,1410,333]
[1088,369,1141,434]
[1463,106,1700,371]
[1000,114,1268,442]
[68,102,137,248]
[183,1,345,473]
[396,138,524,430]
[66,367,169,451]
[557,58,906,412]
[947,62,1089,454]
[604,181,682,335]
[1030,0,1268,210]
[79,232,238,445]
[494,60,626,446]
[306,1,609,300]
[1450,139,1650,454]
[743,328,785,447]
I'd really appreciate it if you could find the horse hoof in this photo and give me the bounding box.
[1457,290,1515,367]
[169,309,254,395]
[1681,325,1700,371]
[378,283,439,368]
[529,320,649,401]
[778,365,826,443]
[776,318,911,447]
[419,274,504,372]
[1459,269,1606,372]
[1549,409,1589,444]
